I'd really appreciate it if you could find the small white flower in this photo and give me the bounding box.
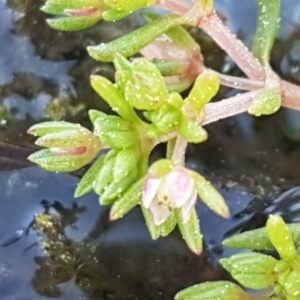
[142,165,197,225]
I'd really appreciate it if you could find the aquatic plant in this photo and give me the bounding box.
[176,215,300,299]
[28,0,300,275]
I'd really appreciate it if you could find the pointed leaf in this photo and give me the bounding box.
[113,148,140,182]
[193,172,230,218]
[176,208,203,255]
[75,155,106,197]
[110,176,146,220]
[102,9,130,21]
[90,75,138,121]
[100,168,138,204]
[125,59,169,110]
[187,70,220,112]
[143,13,199,51]
[152,59,187,77]
[252,0,280,65]
[178,115,208,143]
[27,121,80,137]
[175,281,256,300]
[87,14,182,62]
[220,252,277,289]
[47,13,102,31]
[41,0,105,14]
[284,269,300,296]
[35,129,85,148]
[93,153,116,195]
[141,205,161,240]
[158,212,177,237]
[104,0,156,11]
[223,224,300,251]
[267,215,298,262]
[28,149,91,172]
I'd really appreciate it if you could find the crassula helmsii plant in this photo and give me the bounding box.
[27,0,300,294]
[177,215,300,300]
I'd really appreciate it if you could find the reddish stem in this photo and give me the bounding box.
[203,80,300,125]
[203,89,263,125]
[199,13,265,80]
[217,73,264,90]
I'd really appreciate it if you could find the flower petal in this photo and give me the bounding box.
[142,177,161,209]
[149,197,171,226]
[181,189,197,223]
[167,167,195,208]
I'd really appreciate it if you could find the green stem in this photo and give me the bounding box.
[166,137,177,160]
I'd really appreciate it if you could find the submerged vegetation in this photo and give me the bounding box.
[25,0,300,298]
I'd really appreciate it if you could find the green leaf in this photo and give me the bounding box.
[104,0,156,11]
[28,149,92,172]
[148,159,174,178]
[193,172,230,218]
[248,89,281,116]
[90,75,138,122]
[223,224,300,251]
[141,205,161,239]
[220,252,277,289]
[159,212,177,237]
[41,0,105,14]
[146,125,163,139]
[27,121,80,137]
[267,215,298,262]
[113,148,140,182]
[175,281,256,300]
[167,92,184,110]
[143,13,199,51]
[187,70,220,112]
[102,9,130,21]
[148,104,181,134]
[252,0,280,65]
[90,112,138,149]
[87,14,182,62]
[93,153,115,195]
[176,208,203,255]
[178,115,208,143]
[47,13,102,31]
[75,155,106,197]
[125,59,169,110]
[165,75,196,93]
[106,131,138,149]
[113,54,133,72]
[90,111,131,132]
[152,59,187,77]
[110,176,146,220]
[100,167,138,204]
[283,269,300,296]
[34,129,85,148]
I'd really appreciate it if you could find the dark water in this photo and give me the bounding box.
[0,0,300,299]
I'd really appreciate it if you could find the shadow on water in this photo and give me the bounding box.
[0,0,300,299]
